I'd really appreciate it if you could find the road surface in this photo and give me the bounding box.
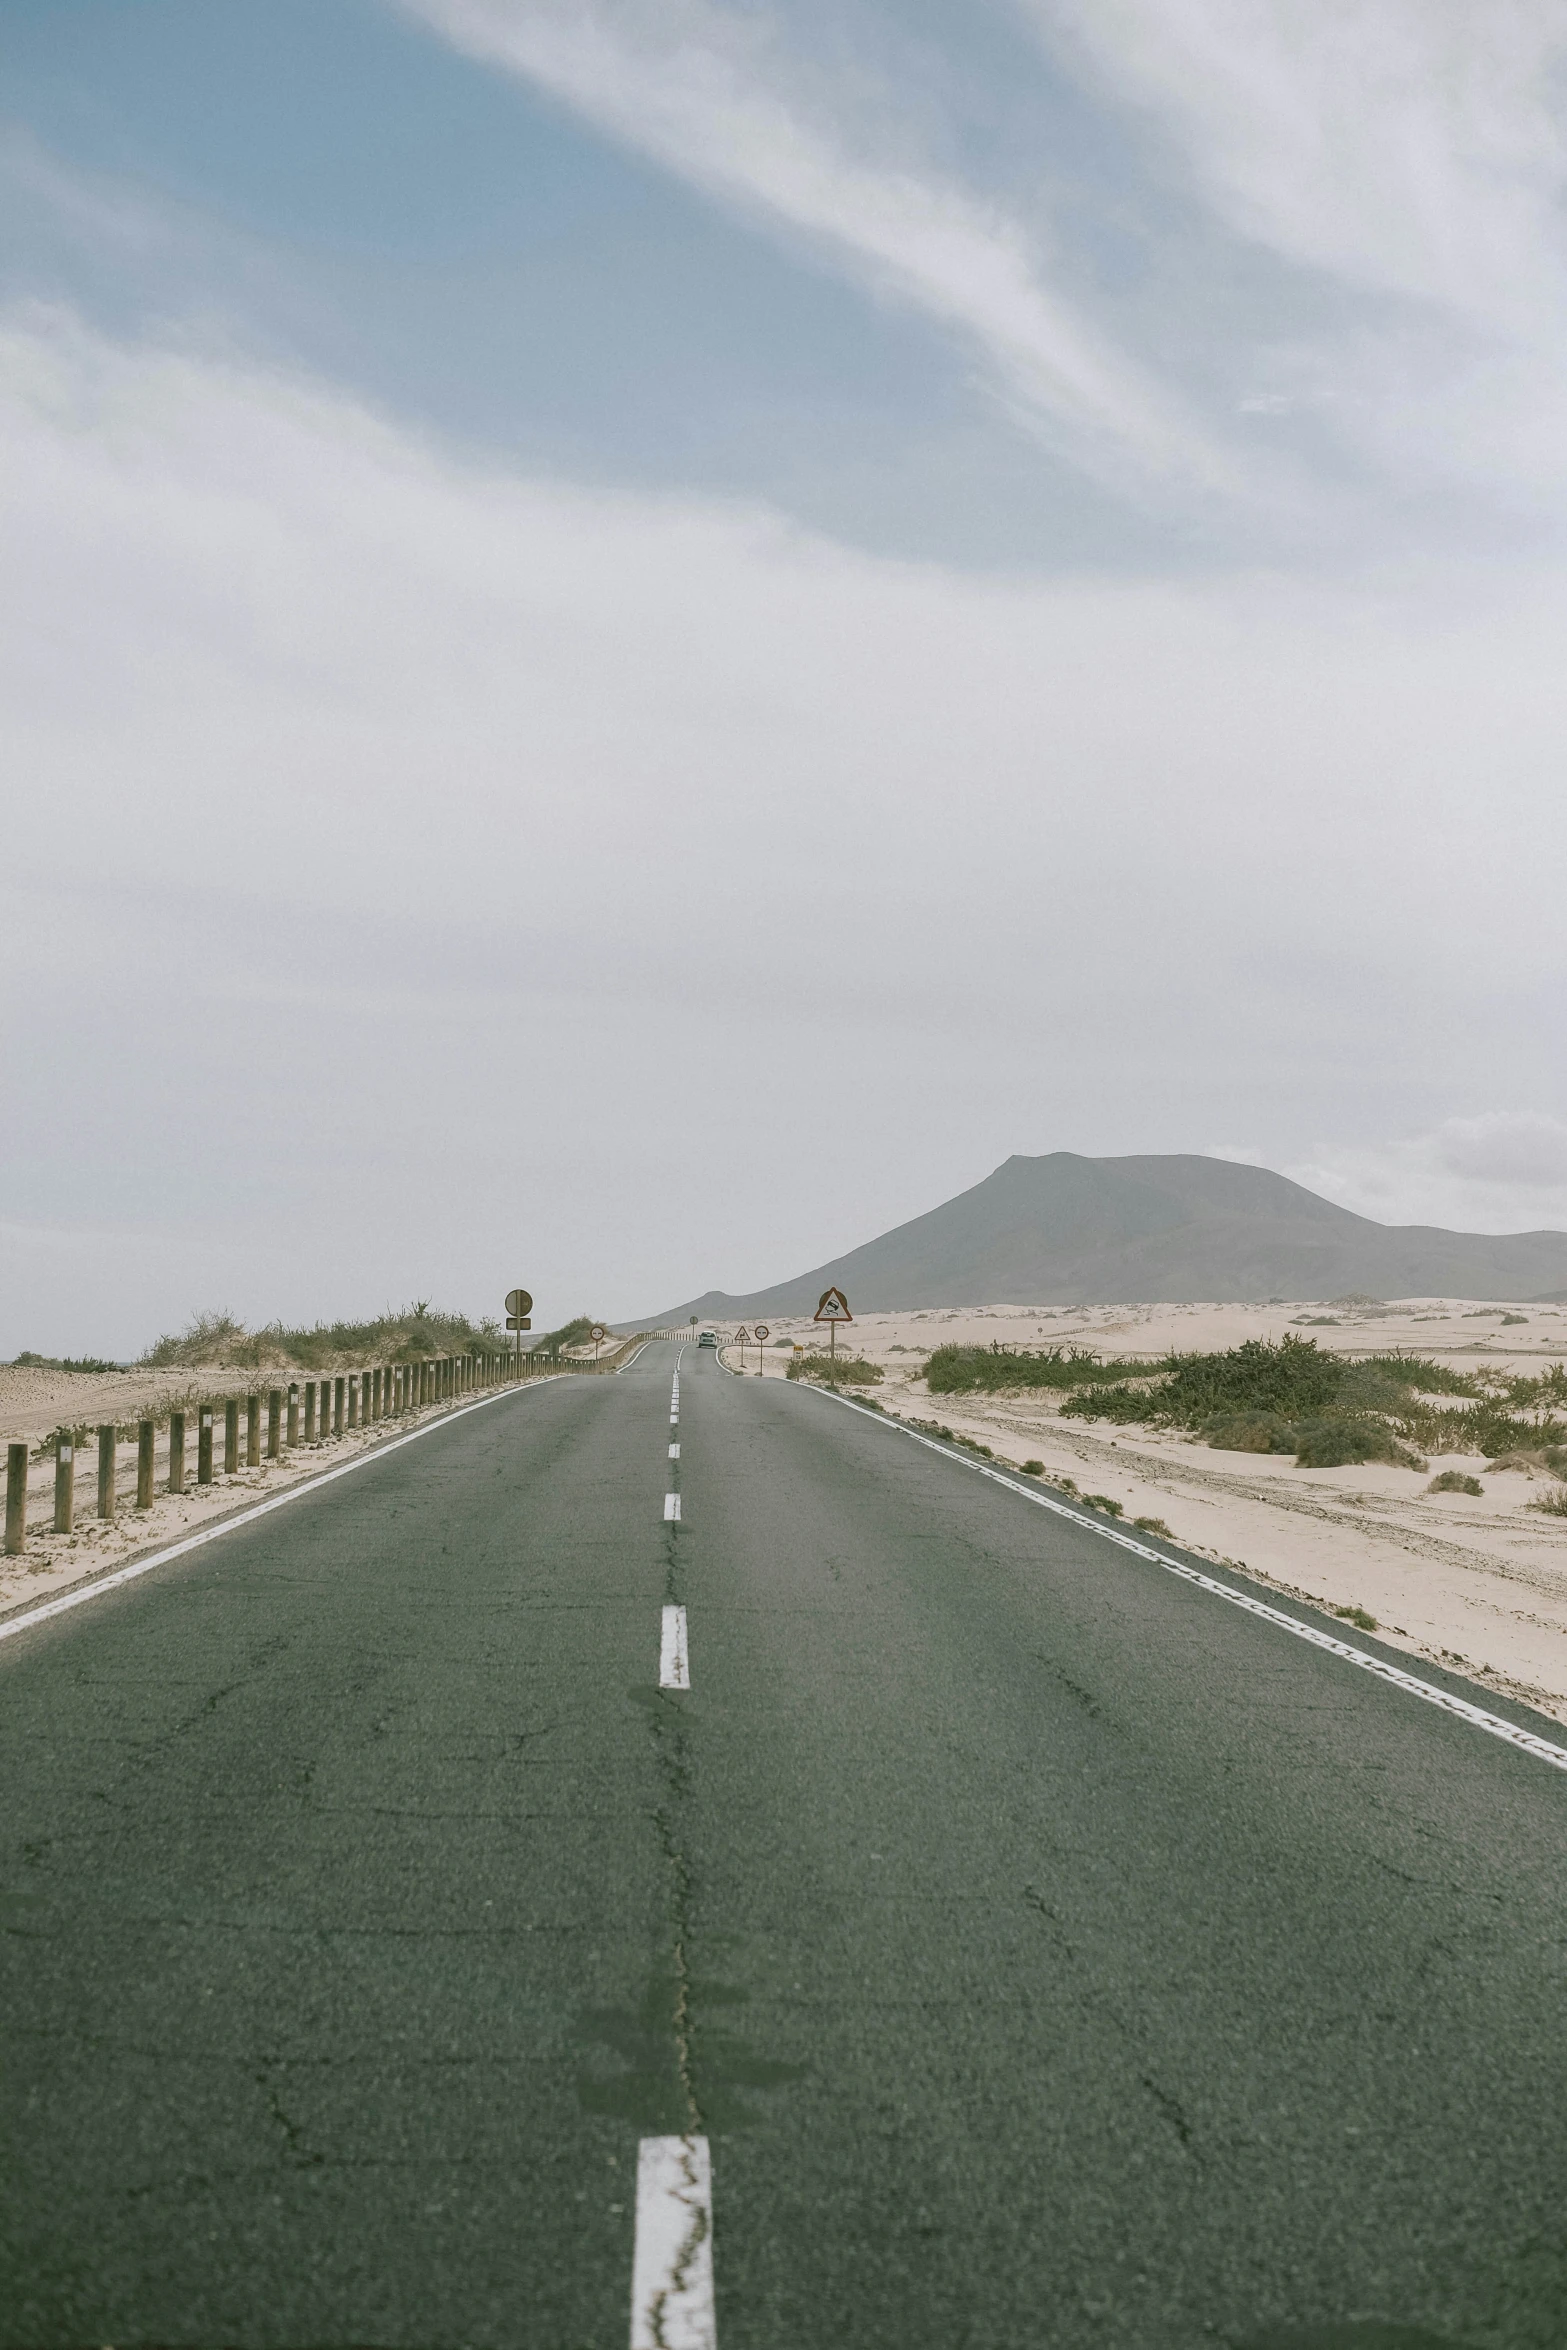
[2,1339,1564,2348]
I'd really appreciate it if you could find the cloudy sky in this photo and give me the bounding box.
[6,0,1567,1355]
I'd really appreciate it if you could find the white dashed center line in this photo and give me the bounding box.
[663,1492,681,1522]
[631,2134,714,2349]
[659,1605,690,1689]
[669,1442,680,1459]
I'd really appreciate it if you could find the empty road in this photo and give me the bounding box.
[2,1339,1564,2349]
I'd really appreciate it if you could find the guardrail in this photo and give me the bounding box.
[2,1335,667,1558]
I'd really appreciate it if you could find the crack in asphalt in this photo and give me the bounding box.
[1022,1884,1205,2167]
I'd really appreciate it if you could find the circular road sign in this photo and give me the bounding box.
[591,1324,607,1341]
[505,1289,533,1318]
[754,1325,770,1342]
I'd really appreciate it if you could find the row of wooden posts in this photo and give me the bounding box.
[3,1352,519,1557]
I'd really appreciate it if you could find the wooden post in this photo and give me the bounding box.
[5,1442,28,1554]
[304,1382,316,1442]
[266,1390,281,1459]
[372,1368,382,1420]
[225,1398,239,1474]
[197,1407,214,1485]
[362,1370,372,1422]
[346,1373,358,1430]
[98,1424,117,1519]
[53,1430,76,1533]
[169,1411,186,1493]
[287,1383,299,1447]
[246,1393,261,1467]
[137,1420,155,1507]
[333,1377,345,1436]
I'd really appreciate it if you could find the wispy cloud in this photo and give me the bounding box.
[399,0,1232,495]
[1026,0,1567,500]
[1033,0,1567,327]
[399,0,1567,531]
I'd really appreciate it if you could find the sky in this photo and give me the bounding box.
[6,0,1567,1356]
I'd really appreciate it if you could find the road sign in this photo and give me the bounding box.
[505,1289,533,1318]
[734,1327,752,1344]
[754,1325,769,1342]
[813,1288,852,1323]
[506,1315,531,1332]
[591,1325,607,1341]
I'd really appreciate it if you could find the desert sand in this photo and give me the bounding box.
[715,1298,1567,1726]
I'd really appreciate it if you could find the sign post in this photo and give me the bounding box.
[753,1323,769,1376]
[813,1286,852,1359]
[734,1326,752,1373]
[591,1322,607,1363]
[505,1289,533,1376]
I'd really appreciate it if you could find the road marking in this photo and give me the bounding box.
[664,1492,681,1522]
[0,1379,568,1650]
[660,1605,690,1689]
[631,2135,714,2350]
[806,1389,1567,1779]
[669,1443,680,1458]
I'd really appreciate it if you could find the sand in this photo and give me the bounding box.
[715,1298,1567,1727]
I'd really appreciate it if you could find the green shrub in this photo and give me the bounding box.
[1291,1414,1423,1469]
[1063,1336,1343,1426]
[1404,1405,1567,1457]
[1203,1411,1297,1454]
[1352,1353,1482,1397]
[1134,1515,1171,1535]
[1428,1470,1483,1496]
[1020,1459,1044,1476]
[1530,1484,1567,1517]
[141,1302,505,1370]
[1333,1604,1379,1631]
[11,1351,121,1373]
[924,1342,1152,1396]
[1083,1494,1124,1517]
[786,1354,883,1386]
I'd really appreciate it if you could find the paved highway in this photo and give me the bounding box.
[2,1339,1564,2349]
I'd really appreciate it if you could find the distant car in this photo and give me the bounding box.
[697,1330,718,1348]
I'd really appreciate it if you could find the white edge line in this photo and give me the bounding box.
[804,1387,1567,1777]
[0,1378,570,1648]
[616,1342,651,1373]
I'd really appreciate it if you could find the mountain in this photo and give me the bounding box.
[631,1152,1567,1322]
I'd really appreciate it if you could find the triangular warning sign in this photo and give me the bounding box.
[813,1287,852,1323]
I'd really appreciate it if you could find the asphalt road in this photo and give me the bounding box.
[2,1340,1564,2350]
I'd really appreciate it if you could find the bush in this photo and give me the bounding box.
[1428,1470,1483,1496]
[1020,1459,1044,1476]
[141,1302,506,1371]
[1134,1515,1171,1535]
[1083,1494,1124,1517]
[787,1354,883,1386]
[1063,1335,1344,1426]
[925,1342,1152,1396]
[1530,1484,1567,1517]
[11,1351,121,1373]
[1291,1414,1424,1469]
[1204,1411,1297,1454]
[1333,1604,1379,1632]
